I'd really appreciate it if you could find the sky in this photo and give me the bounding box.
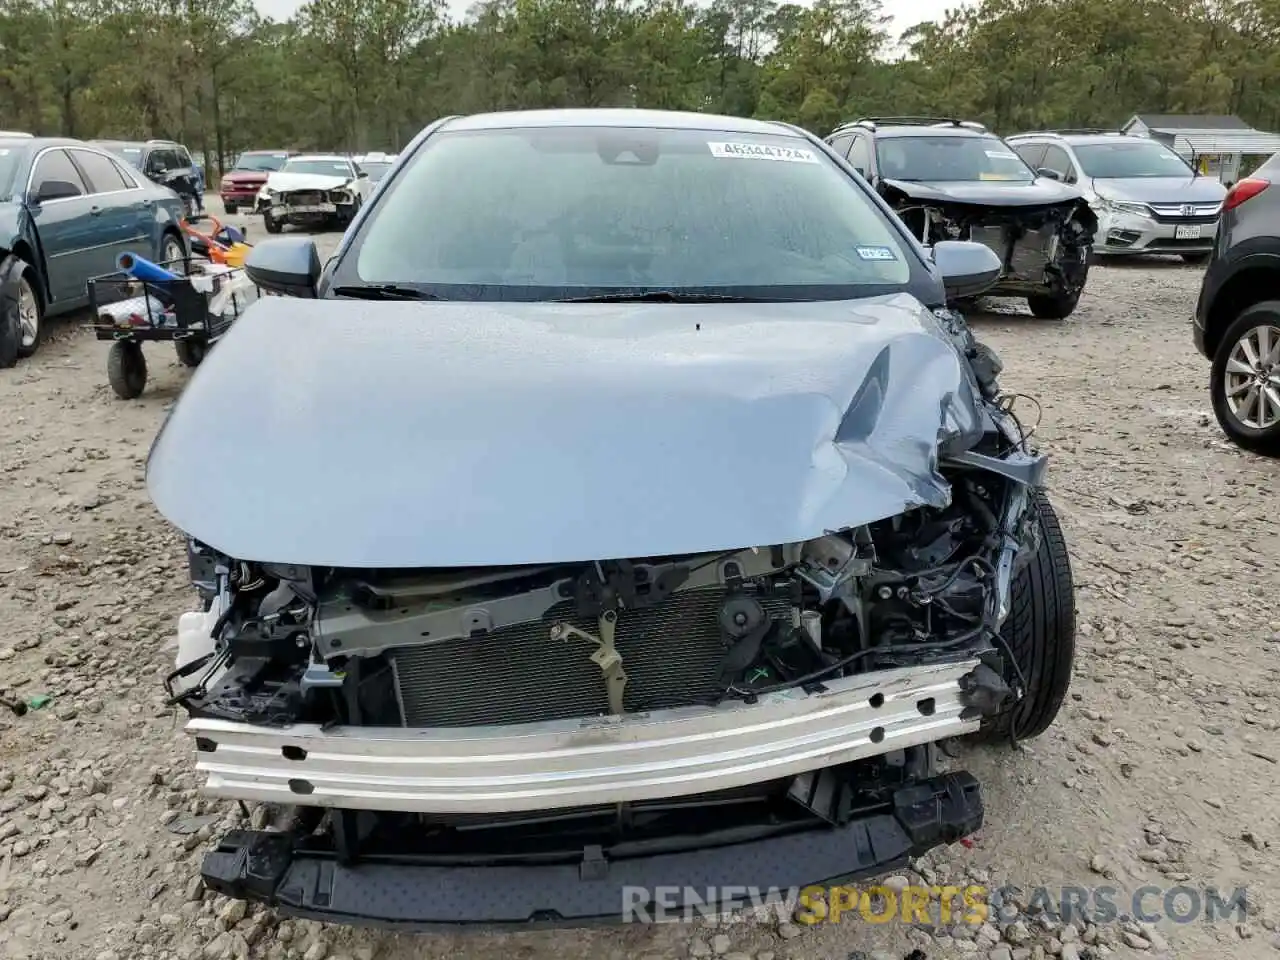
[251,0,960,46]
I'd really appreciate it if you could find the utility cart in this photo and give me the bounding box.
[87,251,258,400]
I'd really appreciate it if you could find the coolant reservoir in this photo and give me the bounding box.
[173,608,221,695]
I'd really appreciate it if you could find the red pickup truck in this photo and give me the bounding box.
[219,150,292,214]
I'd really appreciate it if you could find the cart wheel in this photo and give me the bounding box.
[175,338,206,368]
[107,341,147,400]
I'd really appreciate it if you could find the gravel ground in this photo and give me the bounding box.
[0,204,1278,960]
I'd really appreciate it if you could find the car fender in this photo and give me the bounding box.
[0,251,27,364]
[0,203,50,306]
[149,190,185,243]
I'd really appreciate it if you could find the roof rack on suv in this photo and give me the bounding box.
[1006,129,1124,139]
[146,138,179,145]
[835,116,988,134]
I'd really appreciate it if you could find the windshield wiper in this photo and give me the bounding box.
[554,290,777,304]
[330,284,442,301]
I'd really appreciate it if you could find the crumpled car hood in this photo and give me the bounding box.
[146,295,986,568]
[1090,176,1227,206]
[263,172,351,192]
[881,177,1085,207]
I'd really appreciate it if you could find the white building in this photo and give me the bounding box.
[1122,114,1280,184]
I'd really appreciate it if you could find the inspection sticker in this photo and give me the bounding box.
[707,141,819,164]
[855,245,898,261]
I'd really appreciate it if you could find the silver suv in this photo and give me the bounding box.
[1005,130,1226,263]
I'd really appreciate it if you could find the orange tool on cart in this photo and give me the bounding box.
[181,215,252,268]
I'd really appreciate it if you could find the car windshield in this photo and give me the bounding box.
[235,152,288,172]
[362,161,392,182]
[348,125,913,298]
[877,136,1033,182]
[99,144,144,164]
[1073,141,1193,178]
[0,144,24,199]
[283,159,351,177]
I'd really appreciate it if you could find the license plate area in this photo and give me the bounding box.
[1175,224,1202,240]
[276,203,335,215]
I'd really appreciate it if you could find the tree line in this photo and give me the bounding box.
[2,0,1279,176]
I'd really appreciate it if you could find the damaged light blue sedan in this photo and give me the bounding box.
[147,108,1076,928]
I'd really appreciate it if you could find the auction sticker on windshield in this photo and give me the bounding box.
[707,142,819,164]
[855,246,898,261]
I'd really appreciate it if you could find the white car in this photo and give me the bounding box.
[352,151,398,185]
[256,154,373,233]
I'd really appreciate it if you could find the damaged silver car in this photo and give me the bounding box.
[149,109,1076,927]
[825,118,1098,319]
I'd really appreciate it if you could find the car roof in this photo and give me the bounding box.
[873,126,995,139]
[440,108,802,137]
[289,154,351,162]
[90,139,150,150]
[1008,133,1151,147]
[1,136,80,150]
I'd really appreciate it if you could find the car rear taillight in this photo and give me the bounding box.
[1224,177,1270,211]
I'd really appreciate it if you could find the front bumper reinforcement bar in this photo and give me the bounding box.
[187,659,983,814]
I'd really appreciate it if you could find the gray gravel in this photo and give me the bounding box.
[0,204,1277,959]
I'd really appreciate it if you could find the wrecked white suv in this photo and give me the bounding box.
[149,108,1075,927]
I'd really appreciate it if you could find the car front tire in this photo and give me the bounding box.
[971,487,1075,743]
[0,259,42,366]
[15,270,43,359]
[1209,300,1280,456]
[263,211,283,234]
[223,201,237,216]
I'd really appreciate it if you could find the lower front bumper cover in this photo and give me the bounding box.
[201,771,983,928]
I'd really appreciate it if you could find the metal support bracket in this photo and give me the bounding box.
[550,611,628,715]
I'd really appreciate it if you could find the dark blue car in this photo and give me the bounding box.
[0,135,188,367]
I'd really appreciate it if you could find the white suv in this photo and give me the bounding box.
[1006,130,1227,263]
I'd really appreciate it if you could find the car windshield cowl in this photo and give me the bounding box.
[324,281,912,303]
[331,284,443,301]
[553,289,787,304]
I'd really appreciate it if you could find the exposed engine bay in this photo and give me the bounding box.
[173,364,1041,735]
[153,298,1072,926]
[883,184,1097,301]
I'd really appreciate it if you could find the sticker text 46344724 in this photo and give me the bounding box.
[707,142,820,164]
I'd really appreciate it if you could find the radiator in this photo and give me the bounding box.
[387,586,792,727]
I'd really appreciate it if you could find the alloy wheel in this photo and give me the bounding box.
[17,275,39,350]
[1224,323,1280,430]
[163,237,186,274]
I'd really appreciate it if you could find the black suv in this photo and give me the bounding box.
[89,139,202,218]
[825,117,1096,319]
[1193,152,1280,455]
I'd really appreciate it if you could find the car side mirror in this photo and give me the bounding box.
[932,240,1002,300]
[1036,167,1062,181]
[30,179,80,203]
[244,236,321,298]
